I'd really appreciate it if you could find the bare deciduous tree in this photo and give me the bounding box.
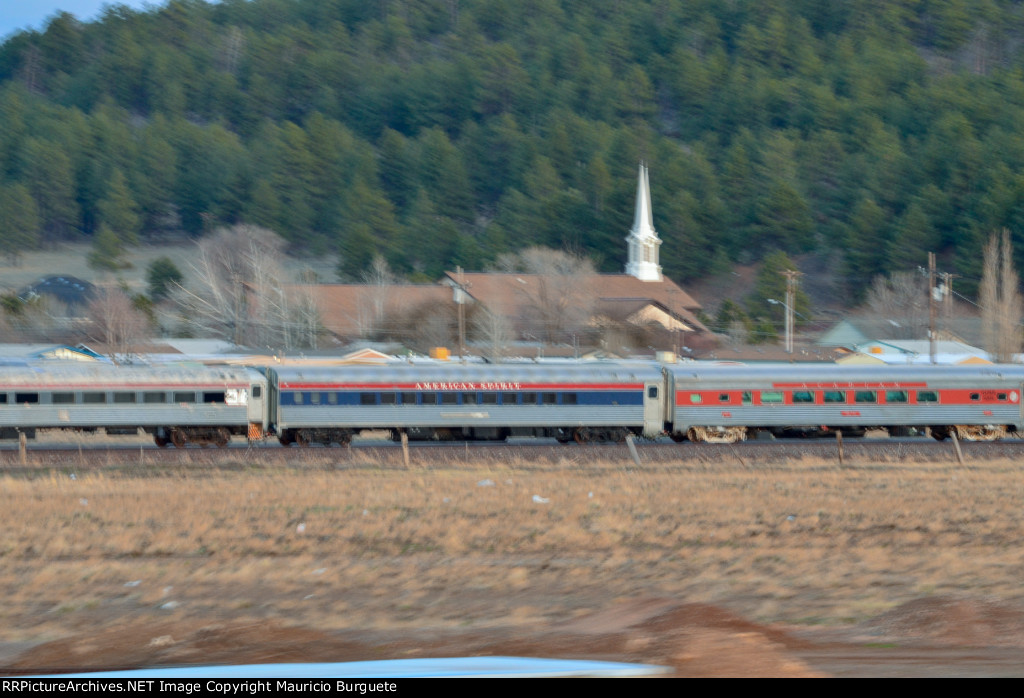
[356,255,395,338]
[173,224,323,350]
[980,229,1023,362]
[493,246,597,342]
[86,285,152,362]
[470,306,513,362]
[864,271,930,339]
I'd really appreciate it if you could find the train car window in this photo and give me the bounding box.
[441,393,458,405]
[970,393,980,401]
[462,393,478,405]
[648,386,659,399]
[380,393,397,405]
[760,391,783,404]
[689,393,702,404]
[563,393,577,405]
[916,391,938,402]
[422,393,437,405]
[143,391,166,404]
[174,392,196,403]
[400,392,417,405]
[15,393,38,404]
[327,392,339,405]
[522,392,538,404]
[885,391,908,403]
[542,392,557,405]
[309,392,321,405]
[792,391,814,403]
[854,391,876,403]
[83,392,106,404]
[823,391,845,403]
[481,392,498,404]
[718,393,729,403]
[998,393,1008,401]
[292,392,304,405]
[501,392,518,405]
[203,391,226,404]
[0,393,7,404]
[742,391,752,404]
[360,393,376,405]
[52,392,75,404]
[252,386,262,399]
[113,392,136,404]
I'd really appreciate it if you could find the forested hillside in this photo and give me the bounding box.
[1,0,1023,297]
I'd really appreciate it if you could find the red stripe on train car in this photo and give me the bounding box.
[772,382,928,388]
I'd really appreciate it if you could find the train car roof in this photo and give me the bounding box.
[268,361,664,386]
[0,362,265,388]
[666,362,1024,385]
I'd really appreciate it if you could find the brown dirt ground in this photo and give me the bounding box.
[2,457,1024,678]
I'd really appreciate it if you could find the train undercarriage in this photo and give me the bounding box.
[151,426,234,448]
[273,425,640,446]
[673,423,1014,443]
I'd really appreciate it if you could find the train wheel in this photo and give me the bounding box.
[554,428,573,444]
[170,430,187,449]
[719,427,748,444]
[153,434,169,448]
[295,430,312,447]
[954,425,1006,441]
[669,432,687,443]
[573,427,593,444]
[215,428,231,448]
[686,427,707,443]
[278,431,295,447]
[930,427,949,441]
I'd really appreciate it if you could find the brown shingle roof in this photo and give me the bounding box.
[441,272,706,332]
[304,284,453,339]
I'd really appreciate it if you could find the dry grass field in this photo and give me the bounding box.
[2,453,1024,676]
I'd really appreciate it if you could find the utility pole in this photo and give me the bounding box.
[928,252,937,364]
[781,270,801,354]
[454,266,468,363]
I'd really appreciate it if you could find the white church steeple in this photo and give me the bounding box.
[625,162,662,282]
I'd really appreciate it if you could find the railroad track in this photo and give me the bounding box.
[2,436,1024,470]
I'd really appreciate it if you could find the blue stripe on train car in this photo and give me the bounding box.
[279,390,644,407]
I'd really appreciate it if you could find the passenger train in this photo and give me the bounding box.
[0,360,1021,447]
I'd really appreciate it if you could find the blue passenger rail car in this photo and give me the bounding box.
[267,362,666,445]
[666,364,1024,443]
[0,363,268,448]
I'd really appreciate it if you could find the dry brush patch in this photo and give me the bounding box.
[1,458,1023,647]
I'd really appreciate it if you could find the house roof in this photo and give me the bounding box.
[17,275,96,308]
[842,339,993,364]
[440,272,706,331]
[817,315,985,348]
[306,284,454,339]
[696,344,846,362]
